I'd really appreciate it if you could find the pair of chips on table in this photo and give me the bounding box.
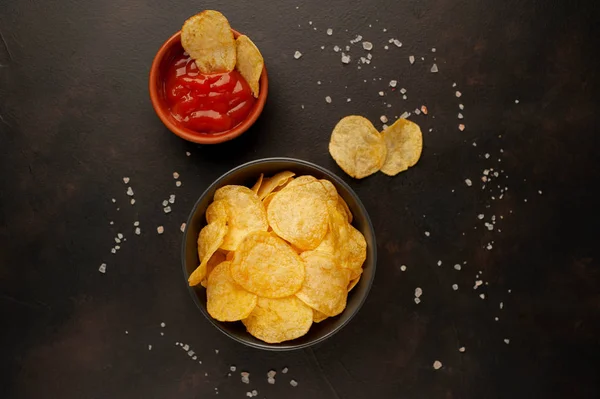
[181,10,264,97]
[188,172,367,343]
[329,115,423,178]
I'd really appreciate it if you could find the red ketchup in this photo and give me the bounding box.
[165,52,255,134]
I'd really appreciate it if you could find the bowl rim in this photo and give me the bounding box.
[148,30,269,145]
[181,157,377,351]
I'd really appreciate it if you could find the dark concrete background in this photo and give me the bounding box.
[1,0,599,398]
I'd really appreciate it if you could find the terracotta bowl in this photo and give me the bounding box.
[149,30,268,144]
[181,158,377,350]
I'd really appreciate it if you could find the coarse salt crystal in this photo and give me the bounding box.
[169,194,175,203]
[268,377,275,384]
[326,28,333,35]
[433,360,442,370]
[148,345,152,350]
[458,113,464,119]
[504,338,510,344]
[267,370,276,378]
[393,39,402,47]
[176,181,182,187]
[400,265,407,271]
[459,104,464,110]
[290,379,298,387]
[459,347,466,352]
[341,54,350,64]
[455,91,462,97]
[424,231,430,236]
[415,287,423,298]
[362,41,373,50]
[380,115,388,123]
[480,293,486,299]
[157,226,164,234]
[325,96,332,103]
[164,206,171,214]
[414,297,421,304]
[389,80,397,87]
[186,151,191,156]
[459,124,465,131]
[431,48,436,52]
[130,199,135,205]
[452,284,458,290]
[123,177,130,184]
[294,51,302,59]
[409,55,415,64]
[400,88,407,94]
[430,64,438,73]
[135,227,141,235]
[333,45,340,52]
[437,260,442,266]
[421,105,428,114]
[378,91,384,97]
[126,187,134,196]
[111,248,116,254]
[99,263,107,273]
[465,179,472,186]
[454,264,462,271]
[180,223,186,232]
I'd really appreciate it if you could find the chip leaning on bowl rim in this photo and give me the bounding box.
[181,158,377,350]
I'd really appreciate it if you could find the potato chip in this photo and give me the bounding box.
[189,219,227,286]
[315,206,366,276]
[201,250,227,288]
[235,35,264,98]
[313,309,328,323]
[257,171,296,200]
[181,10,236,74]
[329,115,387,179]
[284,175,317,189]
[251,173,264,194]
[337,195,353,223]
[262,192,276,211]
[243,297,313,343]
[296,251,351,317]
[206,200,228,224]
[267,181,329,250]
[230,231,305,298]
[347,274,361,292]
[207,261,257,321]
[214,185,268,251]
[318,179,338,209]
[380,118,423,176]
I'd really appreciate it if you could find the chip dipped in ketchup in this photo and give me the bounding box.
[165,51,256,134]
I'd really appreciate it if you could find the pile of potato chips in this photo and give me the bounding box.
[181,10,264,97]
[329,116,423,178]
[188,172,367,343]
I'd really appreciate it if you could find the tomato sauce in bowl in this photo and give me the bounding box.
[165,52,255,134]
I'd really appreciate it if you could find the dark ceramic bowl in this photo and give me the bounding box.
[182,158,377,350]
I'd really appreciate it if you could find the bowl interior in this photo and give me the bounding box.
[182,158,377,350]
[150,30,268,144]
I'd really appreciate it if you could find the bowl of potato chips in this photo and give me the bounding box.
[182,158,376,350]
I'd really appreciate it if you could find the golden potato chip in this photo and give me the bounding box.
[267,181,329,250]
[318,179,339,209]
[200,250,227,288]
[313,309,328,323]
[347,273,361,292]
[206,200,228,224]
[181,10,236,74]
[189,219,227,286]
[235,35,264,98]
[315,206,366,276]
[329,115,387,179]
[214,185,268,251]
[207,261,257,321]
[251,173,264,194]
[285,175,317,189]
[337,195,353,223]
[296,251,351,317]
[380,118,423,176]
[230,231,305,298]
[242,297,313,343]
[257,171,296,200]
[262,192,276,210]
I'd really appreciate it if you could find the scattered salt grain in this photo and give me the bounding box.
[268,377,275,384]
[111,248,116,254]
[515,99,519,104]
[459,347,466,352]
[400,88,407,94]
[480,293,486,299]
[409,55,415,64]
[458,124,465,131]
[430,64,438,73]
[176,181,182,187]
[362,41,373,50]
[325,96,332,103]
[400,265,407,271]
[454,264,462,271]
[538,190,543,195]
[326,28,333,36]
[424,231,430,237]
[458,113,464,119]
[123,177,130,184]
[267,370,276,378]
[504,338,510,344]
[126,187,134,196]
[378,91,384,97]
[455,91,462,98]
[294,51,302,59]
[130,199,135,205]
[421,105,428,114]
[135,227,141,235]
[341,54,350,64]
[164,206,171,214]
[393,39,402,47]
[290,379,298,387]
[437,260,442,266]
[433,360,442,370]
[415,287,423,298]
[282,367,289,374]
[452,284,458,290]
[389,80,397,88]
[380,115,388,123]
[148,345,152,350]
[186,151,191,156]
[99,263,107,273]
[465,179,472,186]
[169,194,176,204]
[180,223,186,232]
[431,48,436,53]
[157,226,164,234]
[333,45,340,52]
[384,45,389,50]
